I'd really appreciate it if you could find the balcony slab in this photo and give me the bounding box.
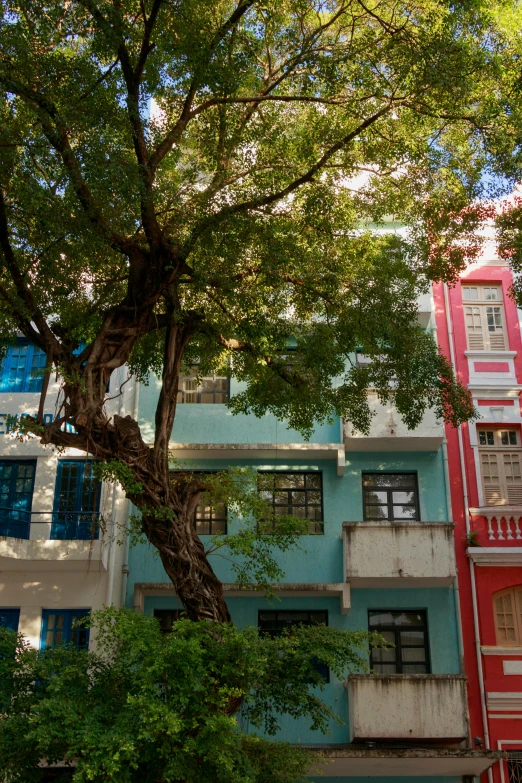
[346,674,468,742]
[343,521,456,587]
[310,747,503,777]
[0,536,107,571]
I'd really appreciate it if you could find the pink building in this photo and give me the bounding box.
[434,229,522,783]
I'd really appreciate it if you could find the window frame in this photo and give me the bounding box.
[368,609,431,674]
[176,368,230,404]
[362,472,420,522]
[0,459,36,539]
[170,470,228,535]
[258,609,330,682]
[0,608,20,631]
[40,609,90,650]
[257,470,324,534]
[0,339,47,393]
[493,587,522,647]
[477,427,522,507]
[153,608,183,633]
[51,460,101,540]
[462,284,508,351]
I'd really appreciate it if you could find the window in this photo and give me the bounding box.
[153,609,183,634]
[462,285,507,351]
[478,428,522,506]
[40,610,90,650]
[51,461,101,540]
[258,610,329,681]
[170,471,227,534]
[0,460,36,539]
[257,472,323,534]
[177,368,229,403]
[0,340,46,393]
[369,610,429,673]
[363,474,419,521]
[508,759,522,783]
[0,609,20,632]
[493,587,522,646]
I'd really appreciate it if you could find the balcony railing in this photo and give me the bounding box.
[470,507,522,543]
[0,508,101,541]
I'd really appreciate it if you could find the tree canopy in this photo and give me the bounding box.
[0,0,514,619]
[0,608,378,782]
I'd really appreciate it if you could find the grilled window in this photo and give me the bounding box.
[363,473,419,521]
[508,759,522,783]
[177,368,229,404]
[478,428,522,506]
[462,285,507,351]
[493,587,522,646]
[369,610,429,674]
[257,471,323,533]
[258,610,329,681]
[170,471,227,534]
[153,609,183,634]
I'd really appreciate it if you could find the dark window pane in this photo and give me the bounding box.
[363,474,419,521]
[369,611,429,674]
[257,472,323,534]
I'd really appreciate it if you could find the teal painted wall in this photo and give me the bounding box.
[138,376,340,444]
[126,451,448,590]
[139,590,459,745]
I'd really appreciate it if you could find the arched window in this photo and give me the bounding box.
[493,587,522,646]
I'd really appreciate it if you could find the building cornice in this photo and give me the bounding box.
[167,442,346,476]
[467,547,522,565]
[133,581,351,615]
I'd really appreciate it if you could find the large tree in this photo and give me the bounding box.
[0,0,505,622]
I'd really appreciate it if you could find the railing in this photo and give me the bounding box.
[0,508,101,541]
[470,508,522,542]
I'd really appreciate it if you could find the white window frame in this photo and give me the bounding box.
[477,428,522,507]
[462,284,508,351]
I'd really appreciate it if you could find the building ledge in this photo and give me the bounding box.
[467,547,522,565]
[465,351,517,358]
[133,581,350,615]
[481,646,522,656]
[308,747,504,777]
[0,536,107,571]
[168,442,346,475]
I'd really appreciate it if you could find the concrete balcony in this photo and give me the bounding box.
[0,511,107,571]
[342,393,444,452]
[343,521,456,587]
[346,674,468,742]
[0,535,107,571]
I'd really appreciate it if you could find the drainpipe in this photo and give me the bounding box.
[432,296,466,676]
[444,283,492,772]
[120,373,140,608]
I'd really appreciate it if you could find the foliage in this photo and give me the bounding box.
[0,0,511,619]
[0,607,381,783]
[0,0,502,441]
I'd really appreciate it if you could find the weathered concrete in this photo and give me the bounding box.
[343,393,444,452]
[343,521,456,587]
[346,674,468,742]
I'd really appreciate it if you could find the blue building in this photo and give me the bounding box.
[126,347,499,780]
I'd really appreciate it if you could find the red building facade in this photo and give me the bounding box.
[434,228,522,783]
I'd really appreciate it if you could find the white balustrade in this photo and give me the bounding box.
[482,513,522,541]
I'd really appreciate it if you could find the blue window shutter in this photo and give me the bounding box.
[0,609,20,631]
[0,340,46,393]
[0,461,36,538]
[40,610,90,650]
[51,461,100,540]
